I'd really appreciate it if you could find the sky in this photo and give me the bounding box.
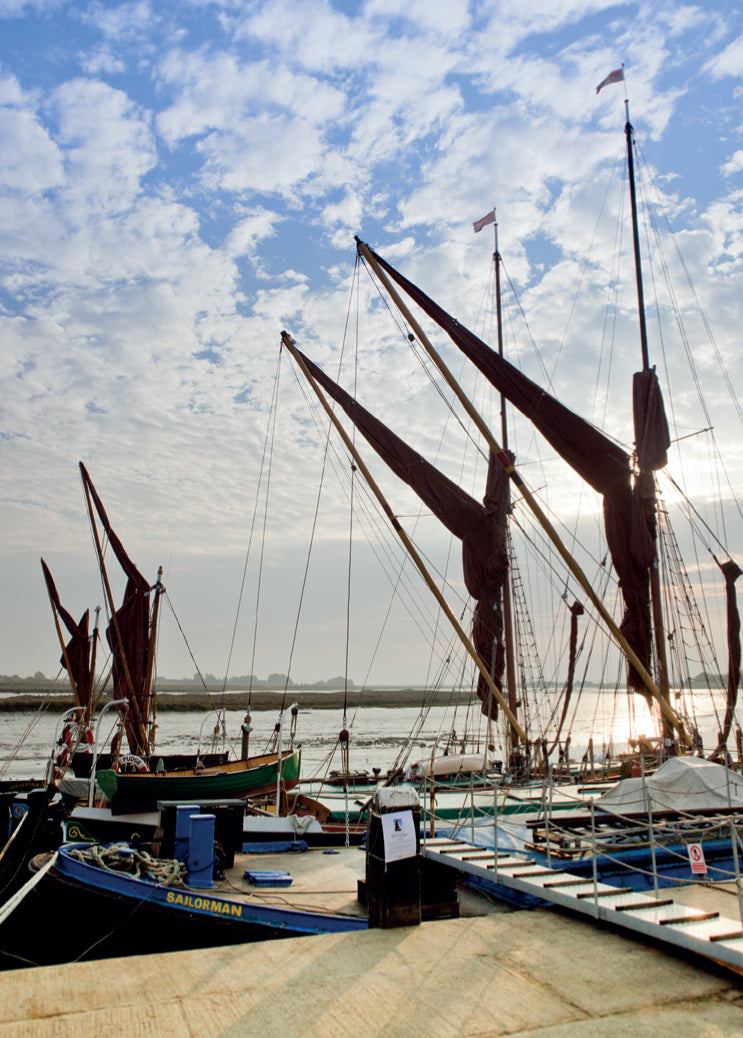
[2,0,743,691]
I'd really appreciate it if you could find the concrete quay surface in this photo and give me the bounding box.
[0,900,742,1037]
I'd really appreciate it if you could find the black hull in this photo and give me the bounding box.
[0,787,64,897]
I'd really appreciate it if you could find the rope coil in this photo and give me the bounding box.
[68,843,187,887]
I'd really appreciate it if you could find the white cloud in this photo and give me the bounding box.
[705,33,743,79]
[79,46,127,77]
[237,0,373,74]
[722,151,743,176]
[156,50,344,144]
[1,0,743,690]
[0,75,63,190]
[0,0,64,15]
[196,114,327,196]
[366,0,470,34]
[224,207,277,258]
[82,0,157,41]
[51,79,157,211]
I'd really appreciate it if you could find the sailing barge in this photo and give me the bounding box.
[42,463,302,811]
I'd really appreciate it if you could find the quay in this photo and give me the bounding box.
[1,882,742,1036]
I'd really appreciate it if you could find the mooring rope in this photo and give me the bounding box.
[67,843,186,886]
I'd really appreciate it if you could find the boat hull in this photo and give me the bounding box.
[0,842,367,969]
[95,748,302,811]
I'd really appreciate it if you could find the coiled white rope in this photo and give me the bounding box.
[68,843,187,886]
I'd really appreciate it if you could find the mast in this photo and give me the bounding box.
[88,605,100,729]
[492,216,520,755]
[625,101,674,755]
[625,105,650,372]
[141,564,164,751]
[356,238,690,747]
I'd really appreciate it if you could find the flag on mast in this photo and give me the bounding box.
[473,210,495,233]
[596,67,624,94]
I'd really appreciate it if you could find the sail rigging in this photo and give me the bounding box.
[352,236,698,746]
[357,239,656,700]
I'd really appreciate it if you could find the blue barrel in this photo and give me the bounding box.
[173,804,200,862]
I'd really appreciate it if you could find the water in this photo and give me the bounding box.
[0,687,728,782]
[0,704,468,781]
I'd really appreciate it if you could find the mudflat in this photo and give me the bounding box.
[0,687,465,711]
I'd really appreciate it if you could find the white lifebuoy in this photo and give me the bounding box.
[117,754,148,774]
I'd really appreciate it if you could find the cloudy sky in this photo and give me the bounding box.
[2,0,743,690]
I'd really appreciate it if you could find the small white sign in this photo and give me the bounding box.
[381,811,417,862]
[688,842,707,875]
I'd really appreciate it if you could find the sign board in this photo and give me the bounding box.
[381,810,417,862]
[688,842,707,875]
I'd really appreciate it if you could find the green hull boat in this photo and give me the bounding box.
[95,748,302,808]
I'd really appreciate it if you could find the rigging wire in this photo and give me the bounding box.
[634,136,743,534]
[222,348,284,708]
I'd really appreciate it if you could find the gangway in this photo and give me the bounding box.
[422,836,743,974]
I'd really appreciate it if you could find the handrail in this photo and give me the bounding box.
[89,700,129,807]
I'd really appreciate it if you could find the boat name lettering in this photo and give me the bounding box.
[166,891,242,916]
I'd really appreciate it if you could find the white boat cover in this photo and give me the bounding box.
[418,753,488,779]
[58,776,104,801]
[596,755,743,816]
[374,786,419,811]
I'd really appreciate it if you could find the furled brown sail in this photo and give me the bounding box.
[717,558,742,751]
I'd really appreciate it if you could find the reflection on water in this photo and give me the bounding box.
[0,688,728,781]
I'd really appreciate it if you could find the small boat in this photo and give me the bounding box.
[94,747,302,811]
[0,786,464,968]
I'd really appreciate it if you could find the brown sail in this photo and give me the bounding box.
[716,558,742,752]
[362,244,654,696]
[292,346,508,718]
[79,462,154,756]
[40,557,94,720]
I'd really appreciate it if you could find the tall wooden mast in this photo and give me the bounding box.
[491,216,521,756]
[624,101,674,754]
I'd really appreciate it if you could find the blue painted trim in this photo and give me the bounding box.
[55,844,368,935]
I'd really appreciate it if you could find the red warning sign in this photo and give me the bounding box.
[688,843,707,875]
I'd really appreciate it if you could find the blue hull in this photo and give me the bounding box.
[0,843,367,969]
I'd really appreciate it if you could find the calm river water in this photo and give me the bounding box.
[0,687,728,782]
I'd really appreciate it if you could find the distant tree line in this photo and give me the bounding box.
[0,671,357,691]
